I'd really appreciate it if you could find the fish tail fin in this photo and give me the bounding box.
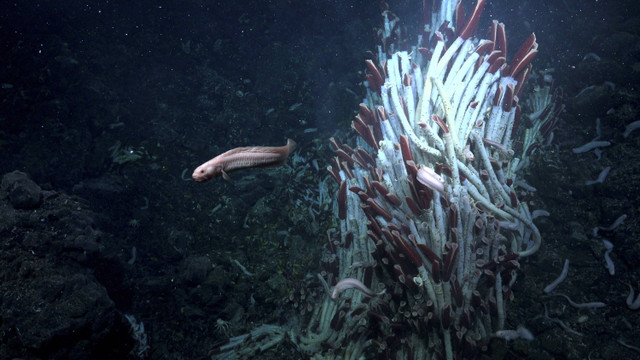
[265,139,297,168]
[286,138,297,154]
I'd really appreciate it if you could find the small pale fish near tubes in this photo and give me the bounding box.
[544,259,569,293]
[330,278,385,300]
[572,140,610,154]
[623,120,640,138]
[549,293,606,309]
[585,166,611,186]
[416,166,446,194]
[494,326,534,341]
[602,240,615,275]
[592,214,627,237]
[192,139,297,182]
[531,209,550,219]
[625,283,640,310]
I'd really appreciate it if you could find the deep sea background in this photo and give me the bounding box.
[1,0,640,359]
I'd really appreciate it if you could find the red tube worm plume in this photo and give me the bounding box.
[459,0,487,40]
[450,275,463,307]
[441,303,453,329]
[365,59,384,92]
[366,198,393,222]
[391,231,423,269]
[432,114,449,133]
[448,203,458,228]
[406,196,422,215]
[338,180,347,220]
[507,33,538,78]
[330,310,346,330]
[495,22,507,59]
[442,242,459,282]
[502,82,515,112]
[399,135,414,162]
[454,1,466,38]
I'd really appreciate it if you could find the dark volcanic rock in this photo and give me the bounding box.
[1,170,42,209]
[0,171,134,360]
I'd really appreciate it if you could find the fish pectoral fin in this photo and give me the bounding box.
[222,170,232,182]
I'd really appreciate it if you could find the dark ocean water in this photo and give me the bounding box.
[1,0,639,359]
